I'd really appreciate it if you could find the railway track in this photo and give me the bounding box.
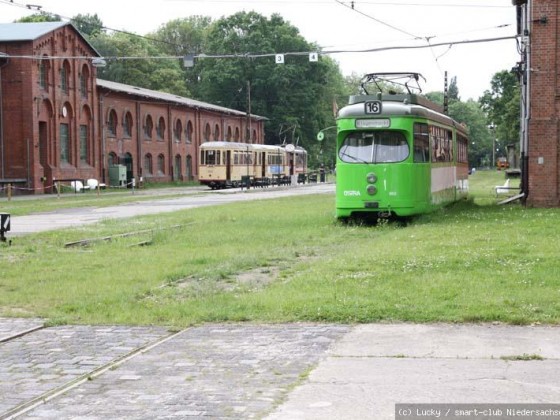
[0,319,173,419]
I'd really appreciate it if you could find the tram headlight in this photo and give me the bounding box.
[366,173,377,184]
[367,185,377,195]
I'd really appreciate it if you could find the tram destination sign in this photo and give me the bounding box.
[364,100,382,115]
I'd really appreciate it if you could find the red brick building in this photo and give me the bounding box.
[0,22,265,194]
[515,0,560,206]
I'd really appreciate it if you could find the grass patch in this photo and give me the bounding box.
[1,170,558,327]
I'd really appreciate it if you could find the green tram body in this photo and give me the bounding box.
[336,94,469,221]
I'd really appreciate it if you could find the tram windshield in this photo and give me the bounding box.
[339,131,409,164]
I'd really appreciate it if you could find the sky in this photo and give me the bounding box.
[0,0,520,100]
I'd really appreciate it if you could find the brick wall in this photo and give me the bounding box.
[1,23,266,194]
[527,0,560,206]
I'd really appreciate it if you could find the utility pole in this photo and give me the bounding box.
[246,80,252,143]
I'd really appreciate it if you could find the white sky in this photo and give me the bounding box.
[1,0,520,100]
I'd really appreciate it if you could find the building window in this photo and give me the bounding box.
[108,110,118,137]
[214,124,220,141]
[157,117,166,140]
[174,154,182,179]
[39,58,49,90]
[234,127,240,142]
[175,119,183,142]
[61,60,70,93]
[204,123,211,142]
[157,154,165,175]
[186,155,193,180]
[124,112,133,138]
[80,124,88,164]
[60,123,70,163]
[144,153,153,175]
[80,65,89,98]
[145,115,153,139]
[186,120,193,143]
[226,126,232,141]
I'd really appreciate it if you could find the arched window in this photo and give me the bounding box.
[234,127,240,142]
[60,123,70,163]
[157,154,165,174]
[186,155,193,180]
[174,154,182,180]
[123,112,133,137]
[108,109,118,137]
[145,115,153,139]
[79,124,89,164]
[144,153,153,175]
[80,64,90,98]
[214,124,220,141]
[39,56,50,91]
[186,120,194,143]
[226,126,232,141]
[175,119,183,142]
[60,60,71,93]
[157,117,166,140]
[204,123,211,141]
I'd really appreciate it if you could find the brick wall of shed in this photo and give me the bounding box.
[527,0,560,206]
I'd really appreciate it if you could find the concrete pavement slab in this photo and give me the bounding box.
[266,323,560,420]
[333,323,560,359]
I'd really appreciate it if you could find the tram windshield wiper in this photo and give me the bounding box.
[339,151,371,164]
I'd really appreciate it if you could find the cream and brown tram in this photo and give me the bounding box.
[198,142,307,189]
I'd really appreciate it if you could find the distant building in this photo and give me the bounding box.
[0,21,266,193]
[515,0,560,206]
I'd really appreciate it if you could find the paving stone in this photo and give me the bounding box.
[14,324,348,419]
[0,324,171,416]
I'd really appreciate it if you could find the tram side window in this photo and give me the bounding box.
[430,125,453,163]
[413,123,430,163]
[202,150,220,165]
[457,134,468,163]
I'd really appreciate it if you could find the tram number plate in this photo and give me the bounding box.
[364,101,382,115]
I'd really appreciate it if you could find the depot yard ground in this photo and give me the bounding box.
[0,171,559,326]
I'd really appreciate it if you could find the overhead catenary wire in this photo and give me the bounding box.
[0,0,516,58]
[334,0,422,40]
[3,35,519,62]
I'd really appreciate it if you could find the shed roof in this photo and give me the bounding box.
[97,79,267,121]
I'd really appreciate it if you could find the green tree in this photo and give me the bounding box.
[196,11,344,168]
[448,75,460,102]
[89,31,189,97]
[71,13,105,37]
[16,12,61,22]
[448,100,493,169]
[479,70,520,151]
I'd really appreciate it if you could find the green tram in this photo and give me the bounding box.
[335,74,469,222]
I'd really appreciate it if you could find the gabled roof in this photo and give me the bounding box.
[0,21,100,56]
[97,79,267,121]
[0,22,67,42]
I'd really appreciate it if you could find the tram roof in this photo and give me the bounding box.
[200,141,306,153]
[340,94,464,129]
